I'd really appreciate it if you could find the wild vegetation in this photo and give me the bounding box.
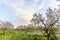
[0,0,60,40]
[0,29,60,40]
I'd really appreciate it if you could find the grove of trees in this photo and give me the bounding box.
[0,20,14,29]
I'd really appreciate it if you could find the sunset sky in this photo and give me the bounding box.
[0,0,60,27]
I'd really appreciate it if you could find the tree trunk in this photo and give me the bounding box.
[47,34,50,40]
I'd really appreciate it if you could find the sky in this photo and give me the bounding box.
[0,0,60,27]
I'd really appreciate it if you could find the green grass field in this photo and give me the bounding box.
[0,30,60,40]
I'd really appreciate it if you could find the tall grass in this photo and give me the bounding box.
[0,30,59,40]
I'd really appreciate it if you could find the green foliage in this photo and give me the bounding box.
[0,30,59,40]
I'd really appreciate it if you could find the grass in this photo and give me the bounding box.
[0,29,59,40]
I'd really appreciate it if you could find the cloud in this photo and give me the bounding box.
[9,0,45,25]
[0,0,60,26]
[0,0,45,25]
[46,0,60,9]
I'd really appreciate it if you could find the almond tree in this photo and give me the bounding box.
[31,7,60,40]
[2,21,14,30]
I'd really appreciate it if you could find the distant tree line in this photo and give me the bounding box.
[0,20,14,30]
